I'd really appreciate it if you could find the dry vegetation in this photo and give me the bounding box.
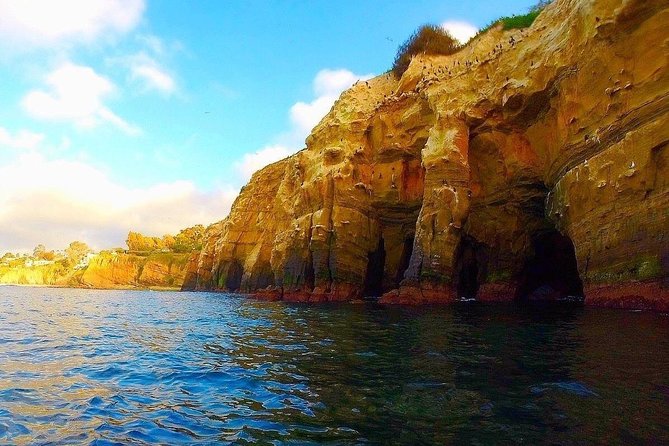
[391,1,552,78]
[391,24,460,77]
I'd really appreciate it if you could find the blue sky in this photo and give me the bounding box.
[0,0,536,252]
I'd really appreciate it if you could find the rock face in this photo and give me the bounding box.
[80,252,190,289]
[184,0,669,310]
[0,252,190,290]
[0,262,71,286]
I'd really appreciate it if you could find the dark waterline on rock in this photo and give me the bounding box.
[0,287,668,445]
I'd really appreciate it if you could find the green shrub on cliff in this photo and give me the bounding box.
[475,0,551,37]
[126,224,205,253]
[392,24,460,77]
[499,9,542,30]
[172,224,205,253]
[66,241,91,263]
[126,231,165,252]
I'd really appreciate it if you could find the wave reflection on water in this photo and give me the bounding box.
[0,287,668,445]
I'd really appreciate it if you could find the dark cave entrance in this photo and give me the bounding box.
[395,234,415,286]
[363,237,386,297]
[454,236,486,300]
[515,230,584,302]
[225,261,244,292]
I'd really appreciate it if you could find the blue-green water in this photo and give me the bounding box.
[0,287,667,445]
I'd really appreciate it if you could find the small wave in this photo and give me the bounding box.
[531,381,599,397]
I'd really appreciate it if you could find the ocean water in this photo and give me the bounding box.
[0,287,667,445]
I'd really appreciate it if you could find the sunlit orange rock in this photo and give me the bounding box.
[184,0,669,309]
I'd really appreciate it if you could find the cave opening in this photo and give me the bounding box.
[395,234,415,286]
[515,230,584,302]
[454,236,486,300]
[225,261,244,292]
[363,237,386,297]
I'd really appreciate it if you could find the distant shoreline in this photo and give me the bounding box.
[0,283,182,292]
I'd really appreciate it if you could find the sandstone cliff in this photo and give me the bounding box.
[184,0,669,310]
[79,252,190,289]
[0,252,190,290]
[0,261,72,287]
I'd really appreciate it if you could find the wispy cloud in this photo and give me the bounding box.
[21,62,140,135]
[0,0,145,51]
[124,51,177,95]
[107,35,181,96]
[0,127,45,150]
[131,63,176,94]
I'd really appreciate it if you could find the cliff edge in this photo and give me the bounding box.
[184,0,669,310]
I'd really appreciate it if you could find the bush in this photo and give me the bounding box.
[471,0,552,42]
[126,225,205,253]
[499,10,542,30]
[392,24,460,78]
[499,0,551,30]
[66,241,91,263]
[126,231,165,252]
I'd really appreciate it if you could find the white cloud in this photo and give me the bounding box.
[0,127,45,150]
[0,0,145,49]
[235,69,373,181]
[0,152,237,252]
[441,20,478,45]
[128,55,176,95]
[235,145,293,180]
[21,62,140,135]
[289,68,374,141]
[108,35,179,96]
[137,34,166,56]
[133,64,175,93]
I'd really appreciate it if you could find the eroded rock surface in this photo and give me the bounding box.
[80,252,190,289]
[184,0,669,309]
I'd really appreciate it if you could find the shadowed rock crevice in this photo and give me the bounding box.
[454,236,488,300]
[395,235,414,286]
[305,250,316,291]
[515,230,584,302]
[224,260,244,292]
[363,237,386,297]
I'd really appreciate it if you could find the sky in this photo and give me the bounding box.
[0,0,537,253]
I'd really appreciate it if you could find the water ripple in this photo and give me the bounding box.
[0,287,667,444]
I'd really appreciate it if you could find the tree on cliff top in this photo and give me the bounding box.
[172,224,205,253]
[392,24,460,78]
[33,244,45,257]
[66,241,91,263]
[126,231,165,252]
[126,225,205,253]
